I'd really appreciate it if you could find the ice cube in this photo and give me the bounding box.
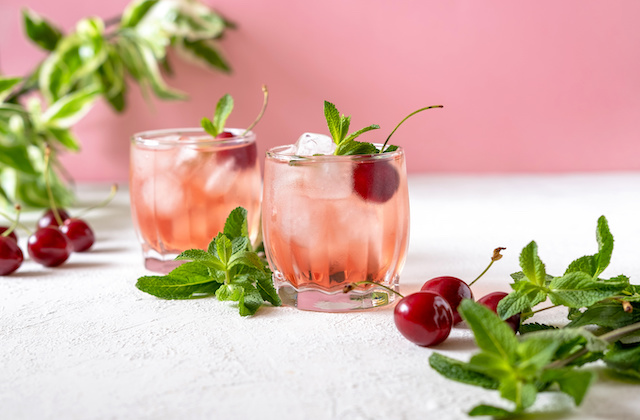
[294,133,335,156]
[204,156,236,195]
[141,176,184,217]
[302,161,353,199]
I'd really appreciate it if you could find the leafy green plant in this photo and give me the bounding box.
[0,0,234,208]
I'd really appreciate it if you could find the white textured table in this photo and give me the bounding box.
[3,174,640,420]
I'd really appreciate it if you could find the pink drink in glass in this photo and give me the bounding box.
[130,128,262,273]
[262,144,410,312]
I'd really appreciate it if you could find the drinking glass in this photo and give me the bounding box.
[262,145,410,312]
[130,128,262,273]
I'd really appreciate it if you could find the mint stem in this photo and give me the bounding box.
[380,105,443,153]
[343,280,404,299]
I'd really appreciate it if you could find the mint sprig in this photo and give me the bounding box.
[430,215,640,417]
[135,207,281,316]
[201,86,269,138]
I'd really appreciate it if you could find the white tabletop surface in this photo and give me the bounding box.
[3,173,640,420]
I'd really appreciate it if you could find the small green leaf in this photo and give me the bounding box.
[568,301,640,329]
[135,262,219,299]
[519,323,558,334]
[46,128,81,151]
[469,352,514,380]
[565,255,596,276]
[324,101,343,144]
[0,145,38,175]
[460,299,518,361]
[500,379,537,411]
[519,241,547,287]
[215,233,233,266]
[22,8,63,51]
[228,251,264,271]
[334,140,379,156]
[201,117,216,137]
[231,236,249,254]
[516,338,561,377]
[497,283,547,320]
[603,342,640,379]
[548,272,627,308]
[343,124,380,143]
[594,215,613,277]
[541,368,596,406]
[468,405,514,418]
[429,353,499,390]
[0,77,22,103]
[120,0,159,28]
[239,285,264,316]
[256,268,281,307]
[178,39,231,73]
[223,207,248,239]
[41,86,100,129]
[216,283,243,301]
[213,93,233,135]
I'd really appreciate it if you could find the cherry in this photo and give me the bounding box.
[27,227,72,267]
[477,292,521,333]
[0,227,18,243]
[352,160,400,203]
[215,131,235,139]
[37,208,70,229]
[60,218,95,252]
[394,291,453,347]
[421,276,473,324]
[0,236,23,275]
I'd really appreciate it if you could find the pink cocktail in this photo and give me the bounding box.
[130,128,262,273]
[262,144,410,312]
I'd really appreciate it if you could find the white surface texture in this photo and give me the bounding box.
[2,174,640,420]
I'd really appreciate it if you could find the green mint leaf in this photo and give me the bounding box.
[468,405,515,418]
[22,8,63,51]
[342,124,380,143]
[228,251,265,272]
[136,262,219,299]
[120,0,159,28]
[215,233,233,266]
[216,283,243,301]
[334,140,379,156]
[41,85,101,129]
[499,379,537,411]
[382,144,399,153]
[497,283,547,320]
[224,207,249,239]
[519,241,547,287]
[231,237,250,254]
[548,272,627,308]
[177,39,231,74]
[255,267,281,307]
[324,100,343,144]
[564,255,596,277]
[468,352,514,380]
[594,215,614,277]
[213,93,233,135]
[603,342,640,379]
[568,301,640,329]
[519,323,558,334]
[541,368,597,406]
[429,353,499,390]
[201,117,216,137]
[340,115,351,141]
[516,338,561,377]
[0,76,22,103]
[459,299,518,361]
[239,285,264,316]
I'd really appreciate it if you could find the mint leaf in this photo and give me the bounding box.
[215,233,233,266]
[334,140,379,156]
[548,272,627,308]
[541,368,597,405]
[201,117,216,137]
[565,255,596,276]
[136,262,220,299]
[212,93,233,135]
[594,215,614,277]
[468,352,514,380]
[255,268,281,307]
[603,342,640,380]
[239,285,263,316]
[216,283,243,301]
[428,353,499,390]
[519,241,547,287]
[516,338,561,377]
[497,283,547,320]
[568,302,640,329]
[469,405,514,418]
[342,124,380,143]
[224,207,249,239]
[499,378,537,411]
[459,299,518,361]
[228,251,264,271]
[22,8,63,51]
[324,100,343,143]
[519,323,558,334]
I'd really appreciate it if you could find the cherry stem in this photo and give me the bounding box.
[380,105,443,153]
[468,247,506,287]
[547,321,640,370]
[75,184,118,218]
[43,146,64,226]
[0,206,31,235]
[242,85,268,136]
[343,280,404,299]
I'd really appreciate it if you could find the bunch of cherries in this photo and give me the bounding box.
[392,247,520,347]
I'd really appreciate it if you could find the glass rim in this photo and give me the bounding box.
[131,127,255,147]
[266,143,404,163]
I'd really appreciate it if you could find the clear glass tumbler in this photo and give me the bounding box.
[262,145,410,312]
[130,128,262,273]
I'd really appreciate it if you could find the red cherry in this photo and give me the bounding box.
[38,208,71,229]
[0,227,18,243]
[394,291,453,347]
[421,276,473,324]
[216,131,257,170]
[0,236,23,275]
[27,227,72,267]
[352,160,399,203]
[477,292,520,333]
[60,218,95,252]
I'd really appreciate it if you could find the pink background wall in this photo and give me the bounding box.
[1,0,639,181]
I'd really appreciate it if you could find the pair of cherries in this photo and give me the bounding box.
[393,249,520,347]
